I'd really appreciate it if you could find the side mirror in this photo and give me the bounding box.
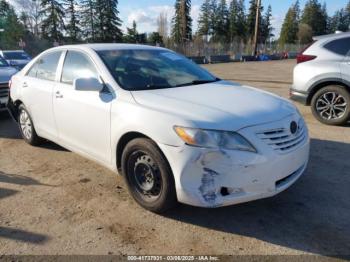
[74,77,104,92]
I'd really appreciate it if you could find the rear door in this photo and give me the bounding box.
[21,51,63,139]
[53,50,112,163]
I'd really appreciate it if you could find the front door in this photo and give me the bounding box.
[53,50,112,164]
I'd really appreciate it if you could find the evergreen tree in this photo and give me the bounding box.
[301,0,328,36]
[148,32,163,45]
[39,0,65,42]
[279,1,300,45]
[261,5,273,44]
[212,0,229,42]
[197,0,211,37]
[329,9,349,32]
[171,0,192,43]
[95,0,123,42]
[124,20,138,43]
[0,0,25,49]
[209,0,218,36]
[228,0,246,42]
[63,0,80,42]
[80,0,96,41]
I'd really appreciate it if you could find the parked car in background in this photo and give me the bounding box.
[291,32,350,125]
[0,50,31,70]
[0,56,17,111]
[8,44,310,213]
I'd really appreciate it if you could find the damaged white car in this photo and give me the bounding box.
[8,44,310,213]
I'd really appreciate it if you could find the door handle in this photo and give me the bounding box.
[55,91,63,99]
[22,82,28,88]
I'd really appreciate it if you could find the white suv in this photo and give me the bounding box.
[8,44,310,213]
[291,32,350,125]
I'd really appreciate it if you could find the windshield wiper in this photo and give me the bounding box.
[130,84,173,91]
[175,78,220,87]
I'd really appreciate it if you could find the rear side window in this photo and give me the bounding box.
[27,52,62,81]
[324,37,350,56]
[61,51,98,85]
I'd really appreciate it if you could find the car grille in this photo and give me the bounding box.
[256,119,306,153]
[0,82,9,98]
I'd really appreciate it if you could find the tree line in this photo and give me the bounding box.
[280,0,350,45]
[195,0,273,45]
[0,0,350,55]
[0,0,164,53]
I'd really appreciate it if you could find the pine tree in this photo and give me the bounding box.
[261,5,273,44]
[329,9,349,33]
[212,0,229,42]
[94,0,123,42]
[279,1,300,45]
[63,0,80,42]
[0,0,25,49]
[148,32,163,45]
[209,0,218,36]
[80,0,96,41]
[228,0,246,42]
[301,0,328,36]
[171,0,192,43]
[103,0,123,42]
[197,0,211,37]
[124,20,138,43]
[39,0,65,42]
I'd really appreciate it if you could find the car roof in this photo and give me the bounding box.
[313,32,350,41]
[49,43,167,52]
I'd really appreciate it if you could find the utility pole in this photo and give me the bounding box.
[252,0,261,56]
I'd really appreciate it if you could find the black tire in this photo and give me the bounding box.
[18,104,44,146]
[121,138,177,213]
[311,85,350,126]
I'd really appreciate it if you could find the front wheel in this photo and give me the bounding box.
[121,138,177,213]
[311,85,350,126]
[18,104,44,146]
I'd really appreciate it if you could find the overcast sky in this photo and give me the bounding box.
[119,0,347,37]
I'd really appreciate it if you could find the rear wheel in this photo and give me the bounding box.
[311,85,350,126]
[18,104,44,146]
[121,138,177,213]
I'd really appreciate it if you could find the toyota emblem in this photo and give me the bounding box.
[290,121,298,134]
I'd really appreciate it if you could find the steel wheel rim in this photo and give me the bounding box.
[316,92,347,120]
[19,110,32,140]
[128,150,162,201]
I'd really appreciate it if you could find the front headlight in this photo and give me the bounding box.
[174,126,256,153]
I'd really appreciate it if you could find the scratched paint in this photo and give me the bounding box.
[199,168,220,204]
[196,151,233,204]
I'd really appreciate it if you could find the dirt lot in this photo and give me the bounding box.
[0,60,349,258]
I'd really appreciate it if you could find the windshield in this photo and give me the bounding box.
[97,49,218,91]
[0,56,9,67]
[3,51,31,60]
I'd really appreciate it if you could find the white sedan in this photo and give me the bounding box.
[8,44,310,213]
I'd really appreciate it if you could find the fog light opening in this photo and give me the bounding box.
[220,187,230,196]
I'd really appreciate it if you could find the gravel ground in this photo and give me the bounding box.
[0,60,349,259]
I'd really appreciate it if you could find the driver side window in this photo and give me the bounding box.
[61,51,98,85]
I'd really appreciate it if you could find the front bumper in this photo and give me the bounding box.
[159,115,310,208]
[290,88,309,105]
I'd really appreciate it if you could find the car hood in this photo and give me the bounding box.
[131,81,297,131]
[0,67,17,83]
